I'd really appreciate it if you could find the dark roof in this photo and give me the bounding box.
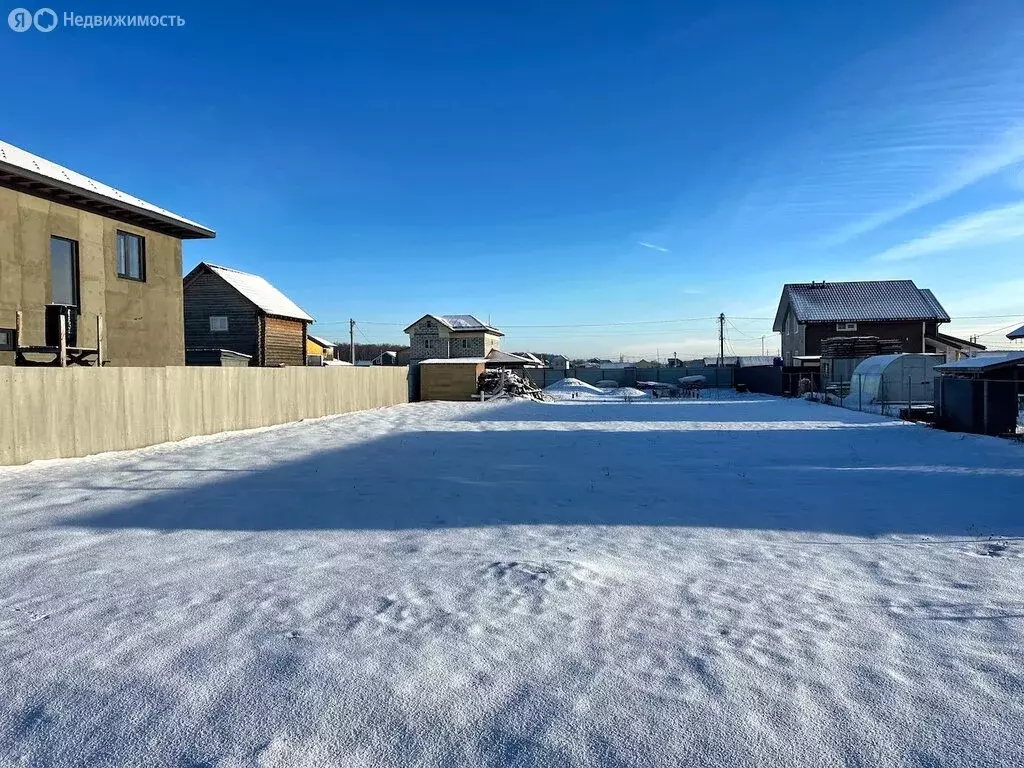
[1007,324,1024,340]
[773,280,950,331]
[935,351,1024,373]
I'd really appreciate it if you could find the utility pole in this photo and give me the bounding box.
[761,335,766,356]
[349,319,356,364]
[718,313,725,365]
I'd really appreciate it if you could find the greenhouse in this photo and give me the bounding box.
[843,353,946,409]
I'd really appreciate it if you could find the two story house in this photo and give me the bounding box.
[404,314,503,362]
[773,280,980,365]
[0,139,214,366]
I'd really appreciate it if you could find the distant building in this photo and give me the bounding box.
[184,262,312,367]
[306,333,335,363]
[544,354,569,370]
[404,314,503,363]
[772,280,966,366]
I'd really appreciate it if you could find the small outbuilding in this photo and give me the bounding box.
[419,358,487,401]
[843,353,946,408]
[934,351,1024,436]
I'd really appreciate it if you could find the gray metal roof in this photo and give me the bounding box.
[935,350,1024,372]
[773,280,950,331]
[1007,324,1024,340]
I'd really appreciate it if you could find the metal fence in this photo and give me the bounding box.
[525,366,735,390]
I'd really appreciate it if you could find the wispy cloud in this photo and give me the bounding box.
[637,241,670,253]
[874,201,1024,262]
[729,4,1024,247]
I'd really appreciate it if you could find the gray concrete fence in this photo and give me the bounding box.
[0,366,409,465]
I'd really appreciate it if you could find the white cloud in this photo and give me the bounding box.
[874,201,1024,262]
[637,241,670,253]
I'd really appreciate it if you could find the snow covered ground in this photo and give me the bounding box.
[1,395,1022,766]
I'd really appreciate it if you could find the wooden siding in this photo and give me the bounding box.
[419,362,484,401]
[263,315,306,367]
[183,270,260,360]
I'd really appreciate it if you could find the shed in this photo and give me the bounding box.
[843,353,946,408]
[184,348,253,367]
[419,358,487,401]
[934,352,1024,436]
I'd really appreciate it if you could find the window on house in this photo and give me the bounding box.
[116,231,146,281]
[209,316,229,332]
[461,338,469,349]
[0,328,13,351]
[50,236,80,307]
[424,338,432,349]
[836,322,857,331]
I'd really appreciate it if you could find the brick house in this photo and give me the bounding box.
[772,280,981,365]
[404,314,503,363]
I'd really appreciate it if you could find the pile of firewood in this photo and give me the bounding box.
[477,369,547,400]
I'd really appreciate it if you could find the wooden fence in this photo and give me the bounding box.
[0,365,409,465]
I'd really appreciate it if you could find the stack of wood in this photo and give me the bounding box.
[820,336,903,359]
[477,369,547,401]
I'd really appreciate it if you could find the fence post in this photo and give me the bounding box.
[983,379,990,434]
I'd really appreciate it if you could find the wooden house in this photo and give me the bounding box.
[183,262,312,367]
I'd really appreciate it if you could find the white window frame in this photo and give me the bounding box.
[461,338,469,349]
[424,338,432,349]
[210,316,229,332]
[836,322,857,331]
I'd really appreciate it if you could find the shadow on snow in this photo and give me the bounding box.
[59,416,1023,538]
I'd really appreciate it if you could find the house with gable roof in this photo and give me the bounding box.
[404,314,504,363]
[183,262,313,367]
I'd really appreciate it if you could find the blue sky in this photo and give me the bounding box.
[3,1,1024,358]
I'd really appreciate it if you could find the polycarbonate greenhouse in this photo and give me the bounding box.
[843,353,947,408]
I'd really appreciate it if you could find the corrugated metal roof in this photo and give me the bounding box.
[773,280,950,330]
[935,351,1024,371]
[204,264,313,322]
[403,314,504,335]
[0,139,214,238]
[437,314,487,329]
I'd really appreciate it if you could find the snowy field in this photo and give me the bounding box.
[1,395,1023,767]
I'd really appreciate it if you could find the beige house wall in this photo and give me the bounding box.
[0,365,409,465]
[0,186,186,367]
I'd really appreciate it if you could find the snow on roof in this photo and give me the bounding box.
[307,334,333,348]
[418,358,488,365]
[486,349,539,365]
[202,264,313,322]
[403,314,504,335]
[1007,324,1024,340]
[773,280,950,331]
[935,350,1024,372]
[737,356,777,367]
[0,139,214,239]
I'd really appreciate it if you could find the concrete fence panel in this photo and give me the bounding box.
[0,365,409,465]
